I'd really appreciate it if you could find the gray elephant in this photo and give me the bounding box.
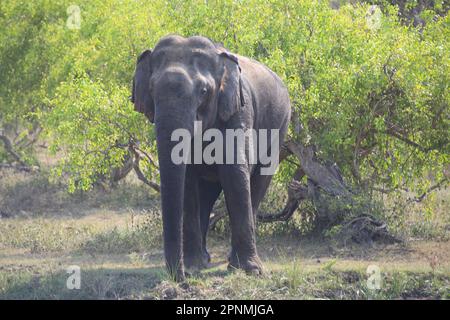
[132,35,290,281]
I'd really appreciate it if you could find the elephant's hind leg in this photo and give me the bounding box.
[250,166,275,220]
[198,179,222,264]
[183,167,207,272]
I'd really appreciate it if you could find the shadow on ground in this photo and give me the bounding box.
[0,266,168,299]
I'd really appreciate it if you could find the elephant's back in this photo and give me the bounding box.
[238,55,291,131]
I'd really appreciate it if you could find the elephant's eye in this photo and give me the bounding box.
[201,87,208,95]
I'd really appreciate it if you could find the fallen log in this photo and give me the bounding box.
[284,141,351,198]
[256,140,353,224]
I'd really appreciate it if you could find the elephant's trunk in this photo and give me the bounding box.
[155,112,193,282]
[153,68,196,281]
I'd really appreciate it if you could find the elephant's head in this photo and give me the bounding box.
[131,35,244,281]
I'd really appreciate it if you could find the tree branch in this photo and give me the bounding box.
[386,128,425,151]
[0,163,38,172]
[408,179,448,203]
[285,140,352,197]
[0,130,28,167]
[129,145,160,193]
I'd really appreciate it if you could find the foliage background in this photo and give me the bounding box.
[0,0,448,208]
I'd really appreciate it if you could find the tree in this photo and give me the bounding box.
[1,0,448,239]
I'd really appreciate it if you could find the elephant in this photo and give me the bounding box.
[132,35,291,281]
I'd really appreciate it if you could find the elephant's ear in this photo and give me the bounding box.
[217,50,245,122]
[132,49,155,123]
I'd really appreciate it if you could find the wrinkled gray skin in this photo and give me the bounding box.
[132,35,290,281]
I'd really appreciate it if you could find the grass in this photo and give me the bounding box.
[0,243,448,299]
[0,169,449,299]
[0,169,158,217]
[381,187,450,241]
[0,208,448,299]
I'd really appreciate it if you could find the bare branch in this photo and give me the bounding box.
[0,130,28,167]
[386,128,425,151]
[0,163,39,172]
[130,145,160,193]
[131,143,159,170]
[257,179,307,222]
[408,179,448,203]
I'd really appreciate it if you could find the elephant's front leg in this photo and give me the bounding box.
[183,166,208,271]
[219,165,263,274]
